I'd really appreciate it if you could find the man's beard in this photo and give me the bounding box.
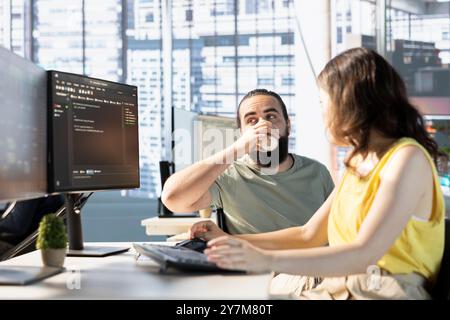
[249,135,289,168]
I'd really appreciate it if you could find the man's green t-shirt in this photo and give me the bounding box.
[209,154,334,234]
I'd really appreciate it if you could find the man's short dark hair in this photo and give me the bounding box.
[236,89,289,128]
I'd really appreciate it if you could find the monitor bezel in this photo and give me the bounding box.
[47,70,140,194]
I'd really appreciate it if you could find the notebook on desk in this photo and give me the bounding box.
[133,242,245,274]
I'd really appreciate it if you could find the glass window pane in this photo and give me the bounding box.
[10,0,26,56]
[84,0,122,82]
[171,0,297,150]
[0,0,9,48]
[331,0,450,186]
[388,5,450,97]
[332,0,378,179]
[126,0,164,198]
[5,0,302,201]
[387,1,450,199]
[0,0,28,57]
[237,0,297,149]
[333,0,377,55]
[33,0,83,73]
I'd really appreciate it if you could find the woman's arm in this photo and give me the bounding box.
[206,146,432,276]
[190,189,335,250]
[235,189,335,249]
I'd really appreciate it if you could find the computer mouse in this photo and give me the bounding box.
[175,238,208,253]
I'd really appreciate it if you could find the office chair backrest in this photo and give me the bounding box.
[216,208,229,233]
[159,161,174,187]
[432,219,450,300]
[0,195,64,245]
[159,161,175,216]
[0,194,84,261]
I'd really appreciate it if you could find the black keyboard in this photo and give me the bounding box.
[133,243,245,274]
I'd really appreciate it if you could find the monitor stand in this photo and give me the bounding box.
[65,194,129,257]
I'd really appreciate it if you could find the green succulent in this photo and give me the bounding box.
[36,214,68,250]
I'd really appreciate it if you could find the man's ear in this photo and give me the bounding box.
[287,119,291,136]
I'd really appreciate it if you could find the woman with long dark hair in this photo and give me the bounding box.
[189,47,445,299]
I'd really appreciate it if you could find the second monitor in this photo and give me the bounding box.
[47,70,140,193]
[47,71,140,256]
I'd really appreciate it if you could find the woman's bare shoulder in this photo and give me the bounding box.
[381,144,432,182]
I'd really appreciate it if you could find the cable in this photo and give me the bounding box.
[292,0,318,80]
[0,201,16,220]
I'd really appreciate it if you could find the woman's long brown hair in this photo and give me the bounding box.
[318,47,441,169]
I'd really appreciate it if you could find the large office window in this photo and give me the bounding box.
[126,0,164,198]
[333,0,450,95]
[84,0,123,81]
[0,1,9,48]
[237,0,297,150]
[171,0,297,150]
[387,4,450,95]
[1,0,299,200]
[33,0,122,80]
[333,0,377,55]
[386,2,450,200]
[33,0,84,73]
[332,0,377,178]
[331,0,450,200]
[0,0,29,57]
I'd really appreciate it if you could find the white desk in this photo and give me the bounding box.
[142,216,216,237]
[0,242,272,300]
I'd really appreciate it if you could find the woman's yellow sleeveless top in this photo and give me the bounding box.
[328,138,445,281]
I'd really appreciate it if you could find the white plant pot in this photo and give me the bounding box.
[41,248,66,268]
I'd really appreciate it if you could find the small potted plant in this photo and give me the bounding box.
[36,214,67,268]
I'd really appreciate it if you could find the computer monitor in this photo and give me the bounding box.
[47,70,139,256]
[195,114,237,162]
[0,47,63,285]
[0,46,47,203]
[47,71,139,193]
[173,107,198,172]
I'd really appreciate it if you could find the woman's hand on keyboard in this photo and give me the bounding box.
[189,220,227,241]
[204,236,271,273]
